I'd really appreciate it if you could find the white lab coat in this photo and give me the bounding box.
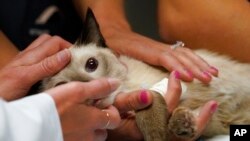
[0,93,63,141]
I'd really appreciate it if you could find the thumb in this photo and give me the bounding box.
[45,78,120,114]
[196,100,218,134]
[30,49,71,83]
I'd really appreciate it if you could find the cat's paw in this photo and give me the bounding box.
[168,107,197,139]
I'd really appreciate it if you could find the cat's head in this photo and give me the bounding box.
[42,8,127,90]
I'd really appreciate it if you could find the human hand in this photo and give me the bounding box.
[106,71,216,141]
[46,78,121,141]
[102,27,218,83]
[0,34,72,101]
[107,89,153,141]
[164,71,217,141]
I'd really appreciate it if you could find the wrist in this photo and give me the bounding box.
[73,0,132,36]
[91,3,132,35]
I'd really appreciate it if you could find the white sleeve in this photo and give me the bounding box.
[0,93,63,141]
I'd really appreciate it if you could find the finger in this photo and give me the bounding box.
[108,119,143,141]
[174,51,212,83]
[25,34,52,51]
[196,100,218,132]
[22,36,72,64]
[46,78,120,105]
[82,78,121,100]
[159,51,194,82]
[114,90,153,113]
[94,129,108,141]
[165,71,182,113]
[98,106,121,129]
[180,48,219,77]
[114,35,194,82]
[29,49,71,82]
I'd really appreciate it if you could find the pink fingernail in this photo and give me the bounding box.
[210,66,219,77]
[202,71,211,79]
[140,90,148,104]
[185,69,194,79]
[210,102,218,113]
[174,71,180,79]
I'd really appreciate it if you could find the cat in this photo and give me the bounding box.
[42,8,250,141]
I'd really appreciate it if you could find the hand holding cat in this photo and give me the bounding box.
[45,78,121,141]
[101,27,218,84]
[0,34,122,141]
[0,34,71,101]
[106,71,217,141]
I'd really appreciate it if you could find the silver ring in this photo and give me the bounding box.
[170,41,185,50]
[102,110,110,129]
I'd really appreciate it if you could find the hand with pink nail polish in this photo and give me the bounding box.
[107,89,154,141]
[80,1,219,84]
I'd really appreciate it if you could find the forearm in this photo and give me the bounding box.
[73,0,131,31]
[0,94,63,141]
[158,0,250,63]
[0,31,19,68]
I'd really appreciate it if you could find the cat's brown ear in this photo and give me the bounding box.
[75,8,107,47]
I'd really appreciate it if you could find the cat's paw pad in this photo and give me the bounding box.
[168,107,197,139]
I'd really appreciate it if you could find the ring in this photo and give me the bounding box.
[102,110,110,129]
[170,41,185,50]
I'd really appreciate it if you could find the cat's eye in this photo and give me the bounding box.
[85,57,98,72]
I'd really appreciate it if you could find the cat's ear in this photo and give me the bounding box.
[75,8,107,47]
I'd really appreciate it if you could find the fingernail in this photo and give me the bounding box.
[210,66,218,72]
[185,69,193,79]
[202,71,211,79]
[140,90,148,104]
[210,102,218,113]
[209,66,219,76]
[107,78,121,91]
[57,49,70,63]
[174,70,180,79]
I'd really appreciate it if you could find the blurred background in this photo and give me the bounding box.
[125,0,161,41]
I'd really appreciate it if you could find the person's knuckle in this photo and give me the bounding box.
[182,47,193,54]
[66,81,87,96]
[127,95,137,110]
[158,52,169,65]
[98,78,111,91]
[67,81,83,90]
[40,58,55,74]
[52,35,63,42]
[172,83,182,93]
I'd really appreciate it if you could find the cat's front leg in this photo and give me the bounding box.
[168,107,197,139]
[135,91,170,141]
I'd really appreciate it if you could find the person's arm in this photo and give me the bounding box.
[158,0,250,63]
[0,94,63,141]
[107,71,217,141]
[72,0,218,83]
[0,31,19,68]
[0,78,121,141]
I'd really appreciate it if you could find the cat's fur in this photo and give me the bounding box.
[42,9,250,141]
